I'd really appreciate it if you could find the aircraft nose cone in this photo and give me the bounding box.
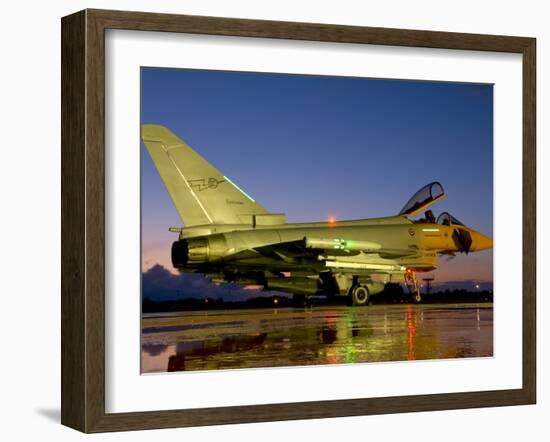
[469,230,493,251]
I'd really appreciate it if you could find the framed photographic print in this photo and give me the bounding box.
[61,9,536,433]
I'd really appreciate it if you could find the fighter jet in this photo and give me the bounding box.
[141,124,493,306]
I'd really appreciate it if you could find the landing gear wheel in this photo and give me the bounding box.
[405,269,422,304]
[351,285,370,306]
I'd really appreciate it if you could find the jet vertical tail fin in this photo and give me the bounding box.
[141,124,269,226]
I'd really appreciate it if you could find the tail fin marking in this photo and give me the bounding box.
[142,124,269,226]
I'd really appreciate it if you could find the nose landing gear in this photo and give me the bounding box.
[405,269,422,304]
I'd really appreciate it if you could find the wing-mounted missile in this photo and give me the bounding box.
[304,237,381,253]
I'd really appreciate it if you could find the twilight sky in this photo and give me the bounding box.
[141,67,493,285]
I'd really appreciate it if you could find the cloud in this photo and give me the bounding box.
[142,343,168,357]
[142,264,283,302]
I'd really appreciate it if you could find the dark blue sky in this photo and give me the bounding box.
[141,67,493,283]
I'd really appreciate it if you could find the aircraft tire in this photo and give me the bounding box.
[413,292,422,304]
[351,285,370,306]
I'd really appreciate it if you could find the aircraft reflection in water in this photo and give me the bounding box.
[141,304,493,373]
[142,125,493,305]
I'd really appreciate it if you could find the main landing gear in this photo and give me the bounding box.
[348,275,370,306]
[405,269,422,304]
[350,284,370,306]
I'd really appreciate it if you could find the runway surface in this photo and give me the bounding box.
[141,303,493,373]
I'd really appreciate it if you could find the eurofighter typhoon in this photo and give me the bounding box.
[142,125,493,306]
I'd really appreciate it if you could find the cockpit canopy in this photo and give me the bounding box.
[399,182,445,217]
[436,212,464,226]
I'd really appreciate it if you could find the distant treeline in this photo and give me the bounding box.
[142,284,493,313]
[142,295,292,312]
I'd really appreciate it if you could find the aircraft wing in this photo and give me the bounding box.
[251,238,420,264]
[252,239,315,263]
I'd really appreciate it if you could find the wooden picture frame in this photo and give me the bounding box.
[61,8,536,433]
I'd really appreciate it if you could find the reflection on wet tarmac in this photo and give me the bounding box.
[141,303,493,373]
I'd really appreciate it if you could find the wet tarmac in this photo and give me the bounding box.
[141,303,493,373]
